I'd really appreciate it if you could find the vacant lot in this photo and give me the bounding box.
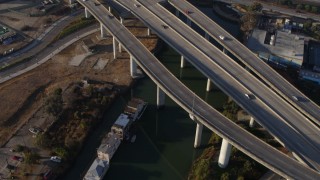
[0,22,158,147]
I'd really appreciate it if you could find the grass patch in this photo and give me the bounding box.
[53,17,97,42]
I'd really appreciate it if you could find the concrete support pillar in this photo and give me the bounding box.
[130,55,137,77]
[218,139,232,168]
[249,117,255,128]
[205,33,209,40]
[187,18,191,26]
[85,8,91,18]
[175,9,179,17]
[157,86,165,109]
[120,17,124,24]
[113,36,117,59]
[69,0,75,4]
[194,123,203,148]
[108,6,111,12]
[223,48,228,54]
[118,43,122,52]
[206,78,212,92]
[180,56,185,68]
[147,28,151,36]
[100,23,107,38]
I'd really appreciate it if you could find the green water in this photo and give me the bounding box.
[63,6,240,180]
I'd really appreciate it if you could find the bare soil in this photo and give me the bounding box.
[0,25,158,147]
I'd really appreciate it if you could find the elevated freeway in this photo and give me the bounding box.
[116,0,320,171]
[78,0,320,178]
[168,0,320,127]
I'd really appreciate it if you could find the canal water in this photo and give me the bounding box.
[63,6,240,180]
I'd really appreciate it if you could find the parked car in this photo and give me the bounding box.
[12,156,23,162]
[29,127,43,135]
[50,156,62,163]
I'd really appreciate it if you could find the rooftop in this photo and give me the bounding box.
[247,28,305,65]
[83,158,109,180]
[98,132,120,154]
[113,113,130,128]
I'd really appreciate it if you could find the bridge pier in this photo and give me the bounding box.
[205,32,209,40]
[130,55,138,77]
[206,78,212,92]
[157,86,165,109]
[175,9,179,17]
[100,23,107,38]
[69,0,75,4]
[249,117,255,128]
[218,139,232,168]
[112,36,117,59]
[147,28,151,36]
[108,6,111,12]
[85,8,91,18]
[194,123,203,148]
[223,48,228,54]
[187,18,191,26]
[180,56,185,68]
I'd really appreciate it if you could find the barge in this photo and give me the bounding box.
[83,98,147,180]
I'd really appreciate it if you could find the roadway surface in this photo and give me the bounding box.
[117,0,320,172]
[0,24,99,82]
[169,0,320,127]
[79,0,320,179]
[0,10,83,68]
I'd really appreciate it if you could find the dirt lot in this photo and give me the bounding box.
[0,23,158,147]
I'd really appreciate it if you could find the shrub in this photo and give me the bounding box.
[15,144,25,152]
[35,133,50,148]
[21,25,32,31]
[53,147,69,159]
[24,151,40,164]
[220,172,230,180]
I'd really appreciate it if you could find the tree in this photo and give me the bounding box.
[296,4,304,10]
[35,134,50,148]
[54,88,62,95]
[243,160,253,173]
[305,4,311,11]
[311,6,318,13]
[53,147,69,159]
[279,0,288,5]
[220,172,230,180]
[24,151,40,164]
[249,2,263,12]
[45,88,63,117]
[304,20,313,31]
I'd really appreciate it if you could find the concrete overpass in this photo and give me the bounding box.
[77,0,320,179]
[115,0,320,172]
[169,0,320,127]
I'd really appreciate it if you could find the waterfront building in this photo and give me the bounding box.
[300,40,320,84]
[111,113,131,140]
[97,132,121,161]
[83,158,109,180]
[124,98,147,121]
